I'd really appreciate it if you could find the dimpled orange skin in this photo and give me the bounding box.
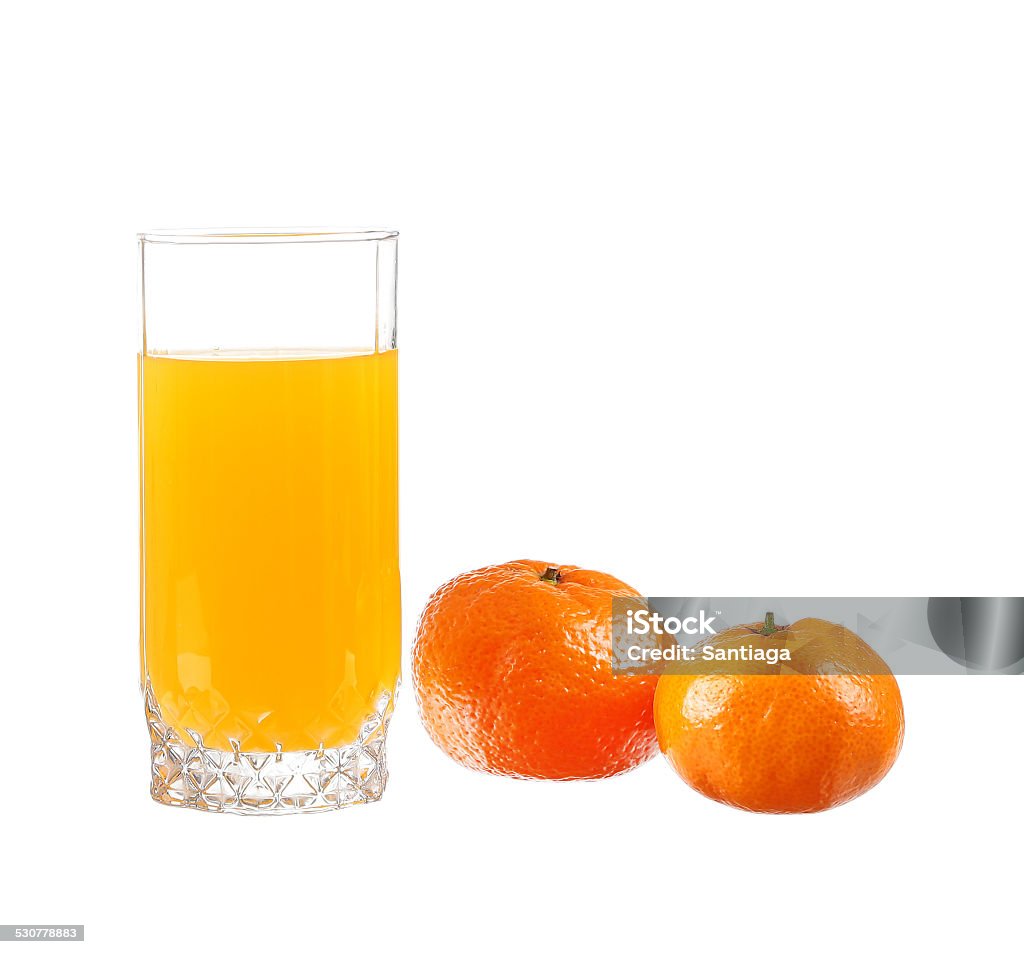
[654,618,905,813]
[413,560,660,780]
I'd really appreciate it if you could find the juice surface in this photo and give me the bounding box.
[140,349,400,751]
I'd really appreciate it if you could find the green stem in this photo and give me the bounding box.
[540,566,561,584]
[762,611,778,636]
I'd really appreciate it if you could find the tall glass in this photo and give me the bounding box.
[138,228,400,814]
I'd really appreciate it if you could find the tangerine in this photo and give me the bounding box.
[654,613,905,813]
[413,560,659,780]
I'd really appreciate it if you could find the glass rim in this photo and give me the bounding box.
[138,227,399,245]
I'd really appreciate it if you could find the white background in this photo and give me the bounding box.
[1,2,1021,951]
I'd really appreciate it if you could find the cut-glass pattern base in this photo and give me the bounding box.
[144,682,393,815]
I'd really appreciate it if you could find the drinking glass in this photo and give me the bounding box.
[138,228,400,814]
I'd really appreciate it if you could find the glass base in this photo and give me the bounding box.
[144,682,392,815]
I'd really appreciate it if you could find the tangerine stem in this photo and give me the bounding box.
[762,612,778,636]
[541,566,561,584]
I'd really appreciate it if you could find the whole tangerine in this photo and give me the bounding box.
[413,560,659,780]
[654,613,905,813]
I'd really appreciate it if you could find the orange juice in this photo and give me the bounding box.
[140,349,399,752]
